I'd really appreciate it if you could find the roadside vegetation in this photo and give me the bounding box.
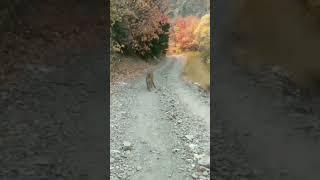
[110,0,170,64]
[168,14,210,91]
[183,52,210,91]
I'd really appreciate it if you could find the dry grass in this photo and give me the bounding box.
[183,52,210,91]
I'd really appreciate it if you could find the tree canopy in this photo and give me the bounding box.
[111,0,170,58]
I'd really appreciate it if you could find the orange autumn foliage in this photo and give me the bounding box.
[169,16,200,53]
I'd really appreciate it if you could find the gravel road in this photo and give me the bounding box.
[110,56,210,180]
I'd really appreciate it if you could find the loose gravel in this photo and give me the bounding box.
[110,57,210,180]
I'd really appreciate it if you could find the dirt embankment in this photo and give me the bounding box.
[234,0,320,89]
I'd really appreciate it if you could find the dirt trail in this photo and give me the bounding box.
[110,57,210,180]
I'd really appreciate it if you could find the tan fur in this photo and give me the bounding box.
[146,71,156,91]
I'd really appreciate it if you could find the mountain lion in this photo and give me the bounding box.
[146,71,156,91]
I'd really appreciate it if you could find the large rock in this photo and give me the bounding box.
[122,141,132,151]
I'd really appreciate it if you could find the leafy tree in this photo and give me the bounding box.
[168,14,210,64]
[171,16,200,52]
[110,0,170,58]
[194,14,210,63]
[148,23,170,58]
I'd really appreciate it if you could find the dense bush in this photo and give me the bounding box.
[174,16,200,51]
[110,0,170,59]
[147,23,170,58]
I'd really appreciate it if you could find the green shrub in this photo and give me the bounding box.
[144,23,170,59]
